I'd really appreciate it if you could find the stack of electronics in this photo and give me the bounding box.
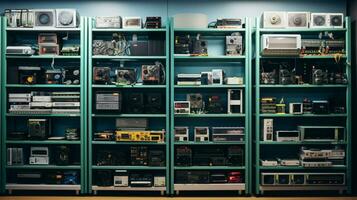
[5,9,80,28]
[261,173,345,186]
[93,62,165,85]
[260,64,347,85]
[261,146,345,168]
[174,90,243,115]
[95,16,162,29]
[261,33,345,57]
[19,66,80,85]
[175,146,244,166]
[174,32,244,56]
[262,118,345,142]
[92,34,164,56]
[95,146,165,166]
[9,171,79,185]
[177,69,243,86]
[95,170,165,187]
[8,145,74,166]
[262,11,344,29]
[6,32,80,57]
[174,126,244,142]
[7,119,79,141]
[260,97,345,114]
[9,92,80,114]
[95,92,163,114]
[94,118,165,143]
[175,171,243,184]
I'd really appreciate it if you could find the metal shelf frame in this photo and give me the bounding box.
[254,17,352,195]
[0,16,88,194]
[87,17,171,195]
[169,17,252,195]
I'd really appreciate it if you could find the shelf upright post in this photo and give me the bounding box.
[0,16,7,194]
[165,19,171,195]
[169,17,175,196]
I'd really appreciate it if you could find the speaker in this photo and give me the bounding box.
[145,93,162,114]
[126,93,144,114]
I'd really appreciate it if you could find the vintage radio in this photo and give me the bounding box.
[61,44,80,56]
[225,77,243,85]
[187,93,204,113]
[194,127,209,142]
[18,66,42,84]
[287,12,309,28]
[279,67,295,84]
[261,97,277,114]
[6,46,35,55]
[279,158,300,166]
[212,127,244,142]
[212,69,224,85]
[276,130,300,142]
[154,176,166,187]
[39,43,60,55]
[301,39,323,55]
[28,119,50,139]
[276,100,286,114]
[299,126,344,141]
[176,146,192,166]
[200,71,212,85]
[63,67,80,85]
[206,95,223,114]
[126,93,144,114]
[29,147,49,165]
[325,39,345,54]
[96,170,113,186]
[94,131,114,141]
[262,11,287,28]
[15,172,43,184]
[226,33,243,55]
[33,9,56,28]
[228,89,243,114]
[56,9,80,28]
[263,118,274,141]
[114,170,129,187]
[301,161,332,168]
[174,127,189,142]
[175,171,210,184]
[306,173,345,185]
[65,128,79,140]
[148,150,165,166]
[45,69,63,84]
[216,18,242,29]
[96,92,122,111]
[177,74,201,85]
[311,13,344,28]
[261,34,301,56]
[303,98,312,114]
[174,13,208,29]
[174,35,191,55]
[261,159,278,166]
[228,171,243,183]
[92,40,114,55]
[129,173,153,187]
[115,130,164,142]
[145,93,162,114]
[227,146,244,166]
[300,147,345,160]
[130,146,148,165]
[5,9,34,28]
[289,103,303,114]
[261,70,277,84]
[123,17,142,29]
[54,145,70,165]
[191,36,208,56]
[38,33,57,44]
[93,67,111,84]
[210,173,227,183]
[95,16,122,28]
[7,148,24,165]
[116,118,148,130]
[142,64,163,85]
[312,67,328,85]
[174,101,190,114]
[145,17,161,28]
[130,40,149,56]
[116,68,136,85]
[312,100,329,114]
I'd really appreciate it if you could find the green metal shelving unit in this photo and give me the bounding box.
[170,17,252,195]
[254,17,352,195]
[0,16,3,195]
[0,16,88,194]
[87,18,170,195]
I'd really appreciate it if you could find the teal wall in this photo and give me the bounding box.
[0,0,347,22]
